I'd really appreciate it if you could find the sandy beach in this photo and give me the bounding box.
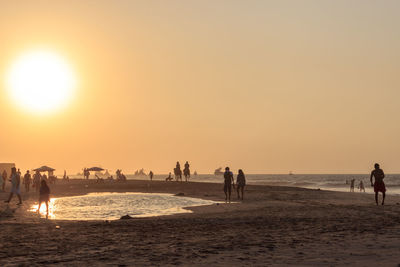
[1,180,400,266]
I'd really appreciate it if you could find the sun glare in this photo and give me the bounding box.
[6,50,76,114]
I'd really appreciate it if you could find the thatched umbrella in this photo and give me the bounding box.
[87,167,104,172]
[33,166,55,172]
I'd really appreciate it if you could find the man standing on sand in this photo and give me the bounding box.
[370,163,386,205]
[223,167,234,203]
[149,171,154,181]
[5,167,22,205]
[2,170,7,191]
[23,170,31,192]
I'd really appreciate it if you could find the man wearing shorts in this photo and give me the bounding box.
[370,163,386,205]
[223,167,234,203]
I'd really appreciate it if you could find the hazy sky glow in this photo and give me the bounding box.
[1,1,400,174]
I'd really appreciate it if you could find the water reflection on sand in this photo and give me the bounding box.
[29,192,215,220]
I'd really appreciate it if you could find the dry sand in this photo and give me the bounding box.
[1,179,400,266]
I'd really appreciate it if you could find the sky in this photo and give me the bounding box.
[1,0,400,174]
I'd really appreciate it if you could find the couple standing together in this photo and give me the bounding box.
[223,167,245,203]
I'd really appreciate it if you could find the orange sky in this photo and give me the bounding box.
[1,1,400,174]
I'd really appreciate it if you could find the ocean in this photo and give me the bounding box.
[127,173,400,195]
[69,173,400,195]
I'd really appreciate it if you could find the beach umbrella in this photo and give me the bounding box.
[33,165,55,172]
[87,167,104,172]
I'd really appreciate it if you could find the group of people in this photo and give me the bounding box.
[345,163,386,205]
[2,167,51,214]
[223,167,246,203]
[348,179,365,192]
[172,161,191,182]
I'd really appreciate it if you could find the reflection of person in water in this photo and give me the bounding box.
[370,163,386,205]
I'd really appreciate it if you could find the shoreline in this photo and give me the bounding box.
[1,180,400,266]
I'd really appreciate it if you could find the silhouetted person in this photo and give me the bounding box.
[350,179,355,192]
[236,169,246,200]
[33,171,41,193]
[175,162,182,181]
[1,170,6,191]
[5,167,22,205]
[149,171,154,181]
[165,172,173,181]
[23,170,31,192]
[370,163,386,205]
[358,180,365,192]
[38,179,50,215]
[183,161,190,182]
[223,167,234,203]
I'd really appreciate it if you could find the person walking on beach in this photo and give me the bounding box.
[370,163,386,205]
[23,170,31,192]
[350,179,355,192]
[1,170,6,191]
[5,167,22,205]
[236,169,246,200]
[223,167,234,203]
[37,179,50,215]
[358,180,365,192]
[149,171,154,181]
[33,171,41,193]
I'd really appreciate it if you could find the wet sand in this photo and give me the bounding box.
[1,179,400,266]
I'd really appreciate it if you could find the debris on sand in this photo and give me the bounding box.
[120,214,133,220]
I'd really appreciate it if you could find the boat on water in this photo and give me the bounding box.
[214,167,223,175]
[134,168,147,176]
[289,171,294,175]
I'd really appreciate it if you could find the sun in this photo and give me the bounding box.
[6,50,77,114]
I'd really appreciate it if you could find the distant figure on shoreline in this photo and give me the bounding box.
[116,169,127,182]
[358,180,365,192]
[174,162,182,182]
[4,167,22,205]
[183,161,190,182]
[2,170,7,191]
[149,171,154,181]
[165,172,173,181]
[33,171,41,193]
[370,163,386,205]
[223,167,234,203]
[236,169,246,200]
[23,170,31,192]
[350,179,355,192]
[84,168,90,180]
[38,179,50,216]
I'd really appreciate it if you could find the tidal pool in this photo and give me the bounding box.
[29,192,215,220]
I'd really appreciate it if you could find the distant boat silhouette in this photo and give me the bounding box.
[134,169,147,176]
[289,171,293,175]
[214,167,223,176]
